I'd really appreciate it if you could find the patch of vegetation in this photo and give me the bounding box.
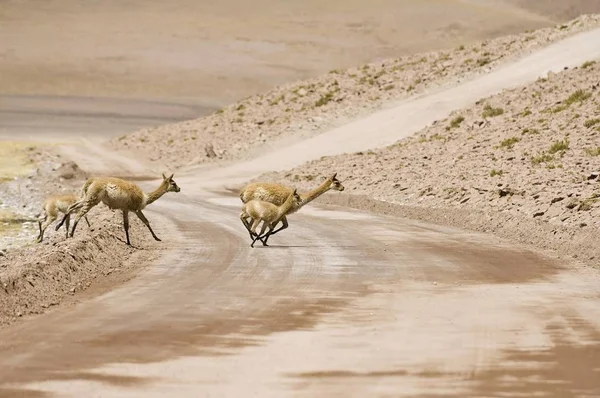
[268,95,285,106]
[384,84,395,91]
[235,104,245,111]
[564,89,591,106]
[215,109,224,114]
[581,60,596,69]
[477,57,491,67]
[521,128,539,135]
[315,92,334,107]
[531,152,554,165]
[407,85,415,92]
[548,139,569,154]
[520,109,532,117]
[482,104,504,118]
[584,118,600,128]
[584,147,600,157]
[447,115,465,130]
[489,169,503,177]
[543,104,567,114]
[498,137,520,149]
[457,45,465,51]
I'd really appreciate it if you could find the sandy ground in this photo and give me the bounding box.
[1,2,600,397]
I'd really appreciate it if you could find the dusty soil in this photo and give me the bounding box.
[257,59,600,269]
[0,148,161,327]
[110,14,600,170]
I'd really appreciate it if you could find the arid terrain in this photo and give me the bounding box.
[258,58,600,268]
[1,1,600,397]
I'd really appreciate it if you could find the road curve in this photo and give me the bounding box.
[1,186,599,397]
[1,28,600,397]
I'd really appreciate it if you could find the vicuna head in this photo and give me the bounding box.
[329,173,344,192]
[291,189,302,206]
[162,173,181,193]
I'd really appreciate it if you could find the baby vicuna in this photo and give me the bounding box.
[37,194,90,242]
[66,173,180,246]
[240,189,301,248]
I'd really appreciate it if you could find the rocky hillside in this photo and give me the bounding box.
[111,15,600,170]
[259,60,600,236]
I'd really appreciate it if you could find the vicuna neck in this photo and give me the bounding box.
[146,181,169,205]
[279,192,297,216]
[299,179,332,207]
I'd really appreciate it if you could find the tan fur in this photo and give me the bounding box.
[239,173,344,244]
[37,194,90,242]
[240,189,301,247]
[66,173,181,245]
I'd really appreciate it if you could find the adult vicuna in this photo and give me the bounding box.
[239,173,344,243]
[67,173,180,245]
[37,194,91,242]
[240,189,301,248]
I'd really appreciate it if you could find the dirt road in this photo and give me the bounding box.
[1,29,600,398]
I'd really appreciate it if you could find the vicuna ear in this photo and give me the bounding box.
[169,173,174,180]
[331,172,337,179]
[162,173,167,180]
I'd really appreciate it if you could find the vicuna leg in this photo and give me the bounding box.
[123,210,131,245]
[135,210,161,242]
[58,200,83,231]
[37,213,56,243]
[70,199,98,238]
[240,214,266,244]
[59,213,90,231]
[263,216,288,244]
[64,214,71,238]
[251,221,269,248]
[56,213,67,231]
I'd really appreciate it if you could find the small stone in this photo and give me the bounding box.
[587,172,599,180]
[533,211,545,218]
[551,197,564,204]
[70,287,75,293]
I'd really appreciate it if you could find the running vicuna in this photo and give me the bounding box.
[240,189,302,247]
[66,173,180,245]
[239,173,344,244]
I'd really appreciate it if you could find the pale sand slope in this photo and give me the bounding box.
[255,50,600,268]
[111,15,600,169]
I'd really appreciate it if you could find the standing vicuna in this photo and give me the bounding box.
[239,173,344,244]
[240,188,302,247]
[37,194,91,242]
[66,173,180,246]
